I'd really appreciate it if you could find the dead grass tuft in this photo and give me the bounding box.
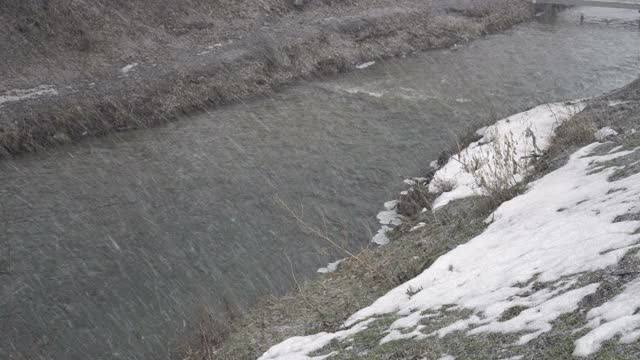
[397,183,437,217]
[551,115,598,148]
[184,196,494,359]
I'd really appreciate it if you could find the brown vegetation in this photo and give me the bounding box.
[0,0,533,156]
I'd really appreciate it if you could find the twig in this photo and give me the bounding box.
[275,195,387,279]
[275,195,362,264]
[285,253,325,320]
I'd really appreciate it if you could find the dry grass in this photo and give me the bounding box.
[0,0,533,156]
[183,104,605,358]
[465,131,528,206]
[552,116,598,147]
[0,0,290,58]
[183,196,495,359]
[185,81,640,360]
[396,182,437,217]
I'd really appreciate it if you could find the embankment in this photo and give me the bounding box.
[194,79,640,359]
[0,0,532,156]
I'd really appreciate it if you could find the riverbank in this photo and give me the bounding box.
[0,0,532,156]
[190,79,640,359]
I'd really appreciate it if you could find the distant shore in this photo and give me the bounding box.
[0,0,532,156]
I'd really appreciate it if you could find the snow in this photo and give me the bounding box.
[428,101,585,209]
[418,355,454,360]
[436,355,455,360]
[383,200,398,210]
[410,222,426,232]
[258,319,376,360]
[370,178,430,245]
[121,63,139,74]
[347,142,640,346]
[341,87,383,98]
[317,259,344,274]
[475,126,488,137]
[371,200,402,245]
[356,61,376,69]
[261,138,640,358]
[371,225,391,245]
[404,177,429,187]
[377,209,402,226]
[608,100,630,106]
[594,127,619,141]
[574,277,640,356]
[377,199,401,226]
[0,85,58,106]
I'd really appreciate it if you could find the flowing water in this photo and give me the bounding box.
[1,7,639,359]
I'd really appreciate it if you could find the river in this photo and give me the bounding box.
[1,6,639,359]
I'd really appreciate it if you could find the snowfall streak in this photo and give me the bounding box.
[533,0,640,9]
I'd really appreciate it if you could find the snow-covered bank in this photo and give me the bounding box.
[428,101,585,209]
[260,101,640,359]
[368,101,585,248]
[346,143,639,351]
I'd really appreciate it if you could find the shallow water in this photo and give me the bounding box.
[1,7,639,359]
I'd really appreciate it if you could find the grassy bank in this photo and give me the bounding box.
[185,80,640,359]
[0,0,532,156]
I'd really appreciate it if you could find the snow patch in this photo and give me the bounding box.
[608,100,631,106]
[0,85,58,106]
[429,101,585,209]
[574,276,640,356]
[436,355,455,360]
[372,225,392,245]
[377,209,402,226]
[404,177,429,186]
[341,87,383,98]
[356,61,376,69]
[410,222,426,232]
[371,200,401,245]
[121,63,139,74]
[384,200,398,210]
[377,200,401,226]
[317,259,344,274]
[258,319,376,360]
